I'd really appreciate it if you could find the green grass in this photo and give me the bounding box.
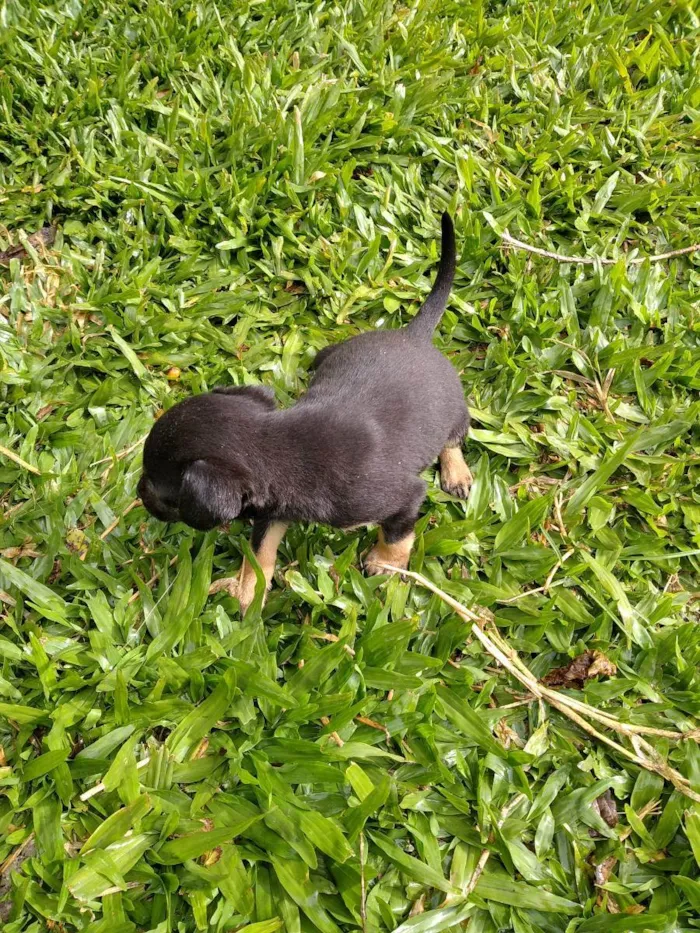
[1,0,700,929]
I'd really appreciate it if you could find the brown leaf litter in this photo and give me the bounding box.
[0,225,56,265]
[543,650,617,688]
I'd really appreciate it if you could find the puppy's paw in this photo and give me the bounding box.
[238,589,254,616]
[364,548,407,576]
[441,474,472,499]
[238,573,274,616]
[439,449,473,500]
[209,577,240,599]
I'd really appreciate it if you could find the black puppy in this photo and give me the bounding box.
[138,213,471,613]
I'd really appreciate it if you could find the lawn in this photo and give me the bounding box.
[1,0,700,930]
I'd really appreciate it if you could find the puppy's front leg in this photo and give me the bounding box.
[209,519,288,614]
[439,445,473,499]
[239,519,288,614]
[364,526,415,575]
[364,480,425,576]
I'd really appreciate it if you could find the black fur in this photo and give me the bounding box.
[405,213,457,339]
[138,212,469,549]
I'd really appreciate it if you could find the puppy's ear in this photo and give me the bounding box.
[179,460,243,531]
[213,385,276,410]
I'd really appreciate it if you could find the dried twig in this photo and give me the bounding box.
[79,756,150,801]
[471,794,525,892]
[79,498,141,561]
[320,716,344,747]
[359,832,368,933]
[128,555,179,606]
[90,433,148,468]
[442,793,526,911]
[487,625,693,740]
[93,881,143,898]
[501,230,700,265]
[0,444,41,475]
[99,498,141,541]
[501,548,574,602]
[618,798,660,842]
[380,565,700,802]
[356,715,390,738]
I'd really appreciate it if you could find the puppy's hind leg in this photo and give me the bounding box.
[440,410,472,499]
[365,480,425,576]
[209,519,288,614]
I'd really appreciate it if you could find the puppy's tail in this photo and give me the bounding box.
[405,211,456,340]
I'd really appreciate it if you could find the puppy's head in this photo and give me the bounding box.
[138,385,275,531]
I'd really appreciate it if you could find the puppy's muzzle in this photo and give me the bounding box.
[138,474,181,523]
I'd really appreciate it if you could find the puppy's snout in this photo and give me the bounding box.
[138,473,180,523]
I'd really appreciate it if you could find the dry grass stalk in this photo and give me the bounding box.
[380,564,700,803]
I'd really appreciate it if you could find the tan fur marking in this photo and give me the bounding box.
[209,521,288,614]
[439,446,473,498]
[365,528,415,575]
[239,520,288,613]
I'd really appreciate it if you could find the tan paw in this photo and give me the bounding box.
[439,448,473,500]
[363,535,413,576]
[238,572,275,615]
[364,549,393,576]
[208,577,240,598]
[237,578,257,615]
[441,473,472,499]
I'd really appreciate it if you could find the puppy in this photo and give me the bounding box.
[138,213,471,613]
